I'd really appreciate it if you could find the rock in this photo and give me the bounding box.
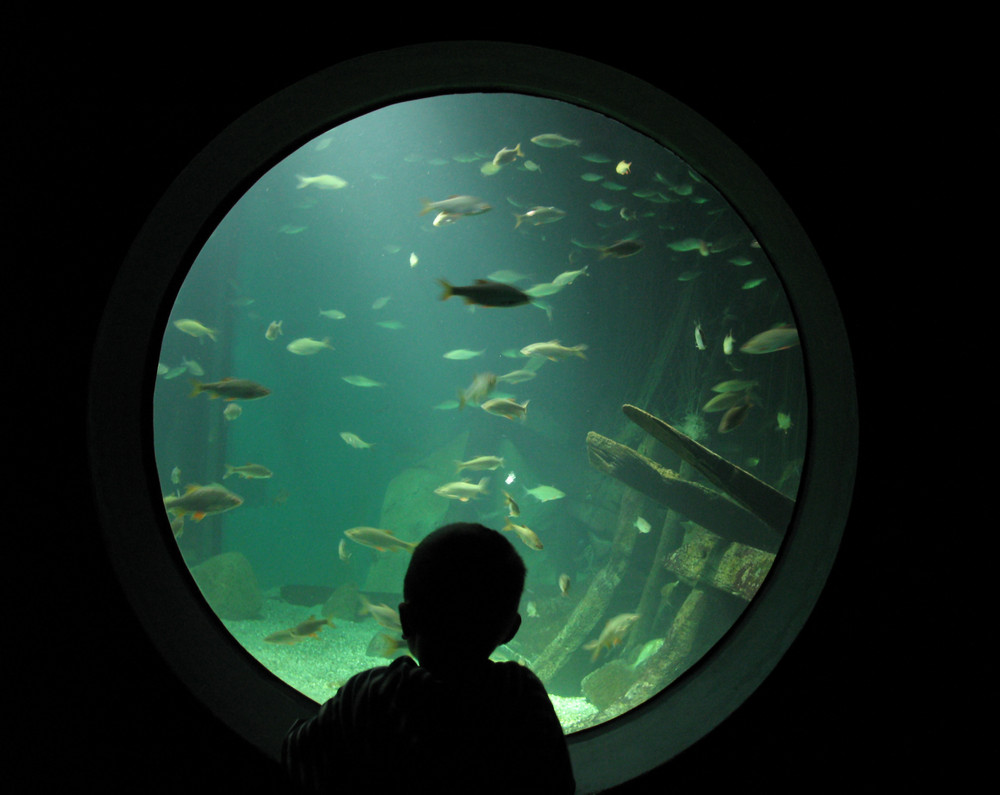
[581,659,639,712]
[190,551,262,620]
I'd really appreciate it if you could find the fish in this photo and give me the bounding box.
[742,277,768,290]
[776,412,793,433]
[702,391,749,413]
[163,365,187,380]
[694,322,706,351]
[432,211,461,226]
[530,133,581,148]
[342,375,385,388]
[551,265,589,287]
[524,484,565,502]
[286,337,334,355]
[581,153,612,163]
[580,173,604,182]
[458,372,498,408]
[589,199,615,212]
[371,296,391,310]
[366,632,409,659]
[163,483,243,521]
[455,455,505,473]
[711,379,758,393]
[359,595,403,633]
[173,318,218,341]
[434,477,489,502]
[635,516,651,534]
[438,279,531,308]
[719,403,752,433]
[223,463,273,480]
[480,398,529,421]
[503,490,520,518]
[519,340,587,361]
[296,173,348,189]
[170,466,181,485]
[525,282,566,298]
[443,348,486,361]
[503,520,543,551]
[723,331,736,355]
[598,239,644,258]
[740,326,799,354]
[497,369,537,385]
[409,252,419,268]
[190,377,272,401]
[338,539,352,562]
[264,615,335,645]
[558,574,571,597]
[344,526,417,553]
[583,613,641,661]
[319,309,346,320]
[480,161,502,176]
[181,357,204,377]
[616,160,631,175]
[492,143,523,167]
[265,320,283,339]
[419,195,492,218]
[514,206,566,228]
[376,320,405,330]
[340,432,374,449]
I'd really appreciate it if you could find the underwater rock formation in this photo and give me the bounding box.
[190,551,262,620]
[362,431,468,593]
[581,659,639,712]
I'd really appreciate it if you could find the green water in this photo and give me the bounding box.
[153,93,806,727]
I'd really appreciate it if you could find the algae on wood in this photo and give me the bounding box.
[666,524,774,601]
[623,404,795,534]
[586,431,779,551]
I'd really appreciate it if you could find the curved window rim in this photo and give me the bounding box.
[86,41,857,792]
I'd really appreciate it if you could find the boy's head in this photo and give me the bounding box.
[400,522,526,665]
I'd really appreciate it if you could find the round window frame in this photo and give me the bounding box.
[86,41,856,793]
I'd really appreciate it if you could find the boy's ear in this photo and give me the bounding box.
[398,601,412,639]
[501,613,521,645]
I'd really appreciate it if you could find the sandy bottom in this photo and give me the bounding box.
[222,589,599,732]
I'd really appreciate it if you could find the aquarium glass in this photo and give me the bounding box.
[153,93,807,733]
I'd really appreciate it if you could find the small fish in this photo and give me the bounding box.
[342,375,385,388]
[514,206,566,228]
[438,279,531,308]
[458,372,497,408]
[580,173,604,182]
[338,538,352,562]
[616,160,631,175]
[455,455,505,473]
[711,379,758,393]
[366,632,409,659]
[264,615,335,645]
[551,265,588,287]
[742,277,768,290]
[344,526,417,553]
[376,320,404,330]
[265,320,283,339]
[702,391,749,413]
[740,326,799,354]
[359,595,403,633]
[163,483,243,521]
[444,348,486,360]
[503,520,543,551]
[497,369,536,385]
[170,466,181,484]
[634,516,651,534]
[173,318,218,341]
[520,340,587,361]
[163,365,187,380]
[583,613,641,662]
[481,398,529,421]
[558,574,571,597]
[503,490,520,518]
[319,309,346,320]
[719,403,752,433]
[223,463,273,480]
[530,133,581,148]
[434,477,490,502]
[181,357,204,377]
[190,377,272,401]
[296,173,348,189]
[340,431,374,449]
[419,195,492,218]
[492,143,523,167]
[723,331,735,355]
[409,252,419,268]
[371,296,391,310]
[776,412,793,433]
[287,337,334,355]
[694,322,706,351]
[524,484,565,502]
[598,239,644,258]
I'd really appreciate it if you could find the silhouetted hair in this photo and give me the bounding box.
[404,522,526,652]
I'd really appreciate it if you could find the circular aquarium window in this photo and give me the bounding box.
[88,42,856,793]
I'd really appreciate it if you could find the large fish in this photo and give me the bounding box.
[419,195,492,217]
[740,326,799,354]
[189,377,271,401]
[434,477,490,502]
[519,340,587,361]
[438,279,531,308]
[583,613,641,661]
[344,527,416,553]
[163,483,243,521]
